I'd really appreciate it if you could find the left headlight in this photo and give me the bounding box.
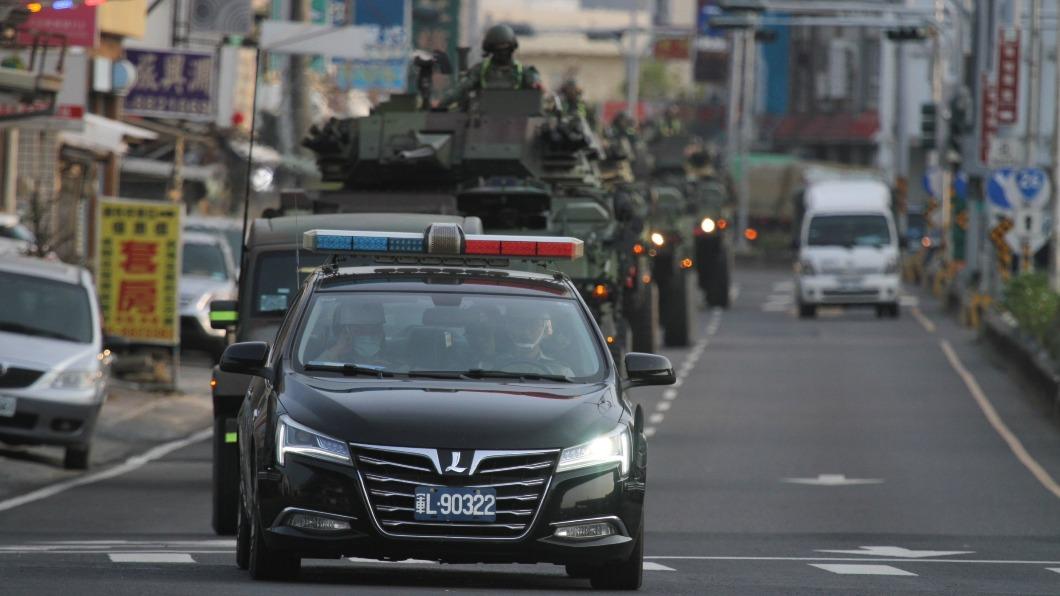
[49,369,102,390]
[700,217,716,234]
[557,425,631,477]
[276,414,351,466]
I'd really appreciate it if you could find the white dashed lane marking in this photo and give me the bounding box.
[108,553,195,564]
[810,563,917,576]
[642,562,676,571]
[642,311,720,439]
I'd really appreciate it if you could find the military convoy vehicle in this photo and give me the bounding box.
[301,87,657,359]
[206,212,482,534]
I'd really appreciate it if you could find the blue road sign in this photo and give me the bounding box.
[988,168,1015,210]
[1016,167,1047,202]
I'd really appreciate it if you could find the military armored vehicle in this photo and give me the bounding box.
[206,212,482,535]
[301,87,655,360]
[685,140,734,308]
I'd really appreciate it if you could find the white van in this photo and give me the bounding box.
[794,179,900,318]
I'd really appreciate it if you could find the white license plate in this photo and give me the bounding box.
[0,395,16,418]
[838,276,863,288]
[414,487,497,522]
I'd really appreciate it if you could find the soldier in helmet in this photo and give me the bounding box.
[558,78,596,129]
[436,24,542,110]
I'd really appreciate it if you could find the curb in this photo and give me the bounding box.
[981,309,1060,408]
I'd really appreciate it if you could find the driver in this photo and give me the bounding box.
[498,303,575,376]
[317,302,390,366]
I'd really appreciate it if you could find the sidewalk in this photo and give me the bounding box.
[0,351,215,501]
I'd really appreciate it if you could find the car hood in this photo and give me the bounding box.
[0,330,96,371]
[180,276,235,301]
[279,373,622,450]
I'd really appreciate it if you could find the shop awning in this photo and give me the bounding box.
[59,113,158,155]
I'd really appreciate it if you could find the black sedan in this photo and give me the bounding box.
[223,228,675,590]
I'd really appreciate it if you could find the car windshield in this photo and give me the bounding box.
[182,241,229,280]
[0,223,35,243]
[295,292,606,382]
[807,214,892,247]
[185,224,243,263]
[252,250,328,315]
[0,271,93,343]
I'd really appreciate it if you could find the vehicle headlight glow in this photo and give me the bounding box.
[650,232,665,247]
[557,425,631,476]
[700,217,716,234]
[276,415,351,466]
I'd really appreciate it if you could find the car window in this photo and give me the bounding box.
[0,271,93,343]
[807,214,892,248]
[294,291,606,382]
[183,241,229,280]
[0,223,35,243]
[251,250,329,315]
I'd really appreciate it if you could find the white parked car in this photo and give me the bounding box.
[180,232,237,358]
[0,214,36,256]
[0,255,108,469]
[795,179,901,319]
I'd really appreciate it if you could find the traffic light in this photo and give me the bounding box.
[886,27,930,42]
[920,103,937,149]
[948,89,973,155]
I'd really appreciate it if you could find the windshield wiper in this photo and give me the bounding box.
[462,369,574,383]
[407,370,468,379]
[304,362,395,378]
[0,322,78,342]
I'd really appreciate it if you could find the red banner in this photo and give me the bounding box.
[980,72,997,164]
[996,28,1019,125]
[17,5,98,48]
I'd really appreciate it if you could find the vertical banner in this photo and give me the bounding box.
[996,28,1020,125]
[694,0,728,83]
[96,199,182,345]
[979,72,997,164]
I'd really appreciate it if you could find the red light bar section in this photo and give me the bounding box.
[463,235,583,260]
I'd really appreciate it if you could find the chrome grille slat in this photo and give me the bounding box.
[358,455,433,473]
[381,520,527,530]
[355,444,558,540]
[476,461,552,474]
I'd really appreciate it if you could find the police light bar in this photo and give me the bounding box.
[302,223,584,261]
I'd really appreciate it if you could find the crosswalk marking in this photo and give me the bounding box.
[109,553,195,564]
[811,563,916,576]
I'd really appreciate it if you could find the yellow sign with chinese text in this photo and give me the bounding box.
[96,198,182,344]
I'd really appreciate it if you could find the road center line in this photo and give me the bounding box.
[939,339,1060,499]
[911,306,936,334]
[0,428,212,514]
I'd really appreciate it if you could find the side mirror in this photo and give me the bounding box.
[220,341,271,378]
[623,352,676,387]
[210,299,239,329]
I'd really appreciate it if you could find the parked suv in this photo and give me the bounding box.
[0,255,108,469]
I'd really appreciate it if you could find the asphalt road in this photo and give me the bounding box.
[3,266,1060,594]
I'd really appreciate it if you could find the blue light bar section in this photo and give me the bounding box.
[315,234,353,250]
[389,237,425,252]
[352,236,389,251]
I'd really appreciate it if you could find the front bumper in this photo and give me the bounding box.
[255,453,645,565]
[797,273,900,306]
[0,394,102,446]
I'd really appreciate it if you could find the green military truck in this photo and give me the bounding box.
[207,212,482,535]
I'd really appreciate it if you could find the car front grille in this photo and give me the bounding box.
[0,367,44,389]
[352,444,558,540]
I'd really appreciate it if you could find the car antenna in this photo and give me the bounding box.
[236,47,263,293]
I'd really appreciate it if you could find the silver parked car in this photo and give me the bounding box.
[180,232,237,359]
[0,255,108,469]
[0,214,36,256]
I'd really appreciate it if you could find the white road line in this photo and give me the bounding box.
[645,556,1060,565]
[649,413,665,425]
[643,562,676,571]
[0,427,212,514]
[1047,567,1060,574]
[662,389,678,401]
[348,557,434,565]
[810,563,916,576]
[656,401,672,412]
[643,427,656,438]
[108,553,195,564]
[912,306,937,333]
[730,283,741,302]
[899,295,920,307]
[940,339,1060,499]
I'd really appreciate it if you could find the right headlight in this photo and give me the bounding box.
[275,415,351,466]
[557,425,631,477]
[48,369,102,390]
[700,217,716,234]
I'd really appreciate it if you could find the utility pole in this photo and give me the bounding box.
[1026,0,1042,164]
[737,28,756,249]
[1051,2,1060,290]
[933,0,952,267]
[726,28,745,248]
[626,4,640,121]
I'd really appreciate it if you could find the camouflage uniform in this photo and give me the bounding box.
[437,25,541,109]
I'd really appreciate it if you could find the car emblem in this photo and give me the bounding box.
[441,450,471,475]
